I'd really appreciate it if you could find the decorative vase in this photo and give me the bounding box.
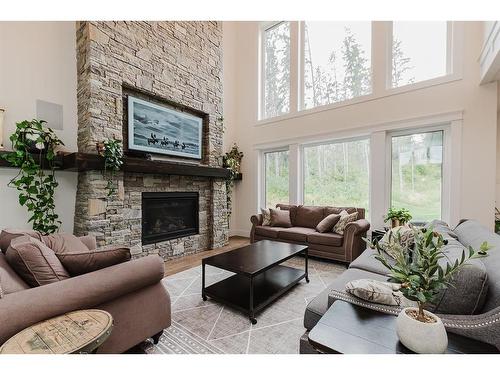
[391,218,400,228]
[396,307,448,354]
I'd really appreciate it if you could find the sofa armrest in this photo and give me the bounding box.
[251,214,263,226]
[0,255,165,345]
[343,219,370,263]
[250,214,263,243]
[439,307,500,350]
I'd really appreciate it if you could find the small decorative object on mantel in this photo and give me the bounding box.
[0,108,5,149]
[127,96,203,160]
[223,142,244,221]
[364,227,490,353]
[97,138,123,197]
[384,207,412,228]
[1,120,64,234]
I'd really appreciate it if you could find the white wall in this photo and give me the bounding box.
[0,22,78,232]
[223,21,498,235]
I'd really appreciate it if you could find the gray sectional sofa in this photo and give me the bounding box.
[300,219,500,353]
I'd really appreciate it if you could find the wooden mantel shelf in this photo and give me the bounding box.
[0,151,231,179]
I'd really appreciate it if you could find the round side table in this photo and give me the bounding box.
[0,309,113,354]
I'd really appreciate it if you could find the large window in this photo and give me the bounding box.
[262,22,291,119]
[303,22,372,109]
[391,22,449,88]
[303,139,370,211]
[264,150,289,207]
[391,131,443,222]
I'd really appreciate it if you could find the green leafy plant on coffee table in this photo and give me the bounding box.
[385,207,412,227]
[97,138,123,196]
[365,227,490,322]
[1,120,64,234]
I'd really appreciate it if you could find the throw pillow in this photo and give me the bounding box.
[270,208,292,228]
[260,208,272,226]
[41,233,131,276]
[333,210,358,235]
[345,279,416,307]
[0,228,43,253]
[5,235,70,287]
[316,214,341,233]
[379,226,415,259]
[56,247,131,276]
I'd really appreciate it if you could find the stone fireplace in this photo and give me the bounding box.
[74,21,229,260]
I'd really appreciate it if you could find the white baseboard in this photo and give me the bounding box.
[229,229,249,237]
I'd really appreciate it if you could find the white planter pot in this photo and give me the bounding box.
[396,307,448,354]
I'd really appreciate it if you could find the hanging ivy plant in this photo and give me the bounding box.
[1,120,64,234]
[97,138,123,197]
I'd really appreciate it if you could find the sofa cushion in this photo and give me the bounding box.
[254,226,281,239]
[304,268,388,330]
[5,236,70,287]
[0,253,29,294]
[278,227,317,242]
[293,206,325,229]
[349,248,392,275]
[351,241,488,315]
[270,208,292,228]
[307,232,343,247]
[57,247,131,276]
[324,207,357,216]
[333,211,358,235]
[42,233,90,255]
[316,214,341,233]
[453,219,500,313]
[0,229,43,253]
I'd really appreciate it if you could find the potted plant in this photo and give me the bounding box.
[97,138,124,197]
[384,207,412,228]
[365,227,490,353]
[222,143,243,222]
[1,120,64,234]
[223,143,244,175]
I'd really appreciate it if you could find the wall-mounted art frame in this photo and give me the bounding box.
[127,96,203,160]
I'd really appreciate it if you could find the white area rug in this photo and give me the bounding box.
[142,257,346,354]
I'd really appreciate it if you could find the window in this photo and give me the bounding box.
[303,22,372,109]
[391,131,443,222]
[262,22,291,119]
[264,150,289,207]
[391,22,449,88]
[303,139,370,211]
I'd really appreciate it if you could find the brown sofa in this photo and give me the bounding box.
[250,204,370,263]
[0,235,171,353]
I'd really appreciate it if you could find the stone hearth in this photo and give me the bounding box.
[73,21,228,260]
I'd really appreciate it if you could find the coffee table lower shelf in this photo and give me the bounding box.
[203,265,306,324]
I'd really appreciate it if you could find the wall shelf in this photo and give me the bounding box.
[0,151,231,179]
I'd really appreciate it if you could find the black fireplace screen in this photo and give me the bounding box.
[142,192,199,245]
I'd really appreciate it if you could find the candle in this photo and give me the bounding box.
[0,108,4,149]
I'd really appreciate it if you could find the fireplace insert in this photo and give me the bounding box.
[142,192,199,245]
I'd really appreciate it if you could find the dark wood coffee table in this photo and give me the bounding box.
[308,301,498,354]
[202,240,309,324]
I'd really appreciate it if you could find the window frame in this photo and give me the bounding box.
[299,21,374,111]
[259,21,293,121]
[386,21,456,92]
[260,146,291,209]
[257,21,463,126]
[385,124,452,224]
[300,136,371,211]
